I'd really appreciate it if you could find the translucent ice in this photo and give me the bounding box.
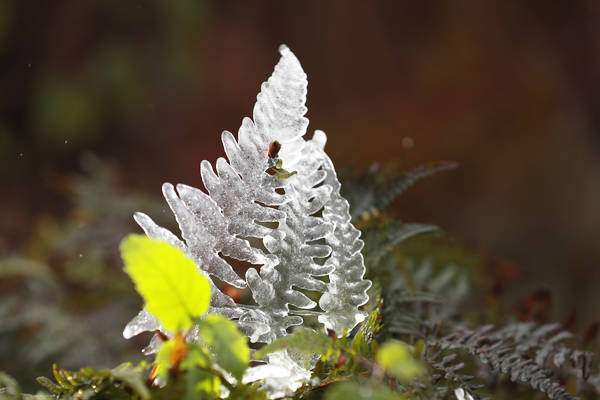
[242,351,312,398]
[123,45,371,396]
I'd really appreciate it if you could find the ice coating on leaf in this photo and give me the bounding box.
[237,308,277,344]
[454,388,475,400]
[242,350,312,399]
[244,136,335,342]
[132,210,238,314]
[123,309,161,339]
[317,130,372,335]
[253,44,309,168]
[142,333,163,355]
[123,47,371,391]
[123,45,319,343]
[133,212,185,252]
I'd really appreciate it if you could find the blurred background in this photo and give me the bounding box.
[1,0,600,390]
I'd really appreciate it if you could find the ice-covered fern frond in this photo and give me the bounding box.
[123,45,371,353]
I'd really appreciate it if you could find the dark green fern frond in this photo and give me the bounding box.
[429,323,595,400]
[426,350,486,400]
[381,290,443,338]
[362,221,438,273]
[340,161,457,221]
[376,161,458,214]
[375,256,471,340]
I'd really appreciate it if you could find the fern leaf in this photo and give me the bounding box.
[363,221,438,269]
[341,161,457,220]
[430,323,593,400]
[121,46,379,397]
[318,146,372,335]
[377,161,458,213]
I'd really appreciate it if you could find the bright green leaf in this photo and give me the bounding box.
[197,315,250,380]
[180,344,221,399]
[183,369,221,400]
[325,382,403,400]
[35,376,63,395]
[180,343,211,371]
[120,234,211,331]
[376,341,424,382]
[352,306,381,357]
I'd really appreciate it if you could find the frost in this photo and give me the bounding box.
[242,351,312,398]
[124,45,371,397]
[123,309,160,340]
[454,388,475,400]
[318,140,371,334]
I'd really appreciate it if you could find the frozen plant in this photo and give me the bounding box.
[454,388,474,400]
[123,45,371,396]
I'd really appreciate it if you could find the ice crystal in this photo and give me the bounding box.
[454,388,474,400]
[317,141,371,334]
[124,45,371,396]
[242,351,312,398]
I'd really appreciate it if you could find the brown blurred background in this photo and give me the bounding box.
[1,0,600,384]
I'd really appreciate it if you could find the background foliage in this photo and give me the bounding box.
[3,1,600,324]
[2,161,599,399]
[1,1,600,398]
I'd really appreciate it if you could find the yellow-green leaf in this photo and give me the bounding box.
[120,234,211,331]
[325,382,403,400]
[376,341,425,382]
[198,315,250,380]
[183,369,221,400]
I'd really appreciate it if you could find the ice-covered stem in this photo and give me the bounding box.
[316,131,372,335]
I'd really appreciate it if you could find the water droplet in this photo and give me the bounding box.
[79,253,83,258]
[27,63,31,68]
[64,139,69,144]
[401,136,414,149]
[18,152,24,157]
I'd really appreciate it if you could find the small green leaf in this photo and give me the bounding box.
[120,234,211,331]
[376,341,424,382]
[110,363,151,400]
[325,382,403,400]
[197,315,250,380]
[0,372,21,396]
[275,168,297,180]
[352,305,381,357]
[183,369,221,400]
[52,364,74,390]
[180,343,211,371]
[35,376,66,395]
